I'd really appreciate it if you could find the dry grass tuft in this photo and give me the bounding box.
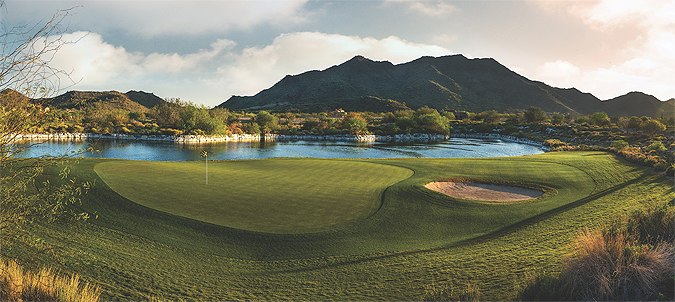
[0,258,101,302]
[562,228,674,301]
[422,281,482,302]
[518,204,675,301]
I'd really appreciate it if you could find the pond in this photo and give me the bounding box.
[15,137,544,161]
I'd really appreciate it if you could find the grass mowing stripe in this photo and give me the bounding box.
[94,158,413,234]
[4,152,671,301]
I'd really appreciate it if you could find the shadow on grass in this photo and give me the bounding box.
[269,175,653,274]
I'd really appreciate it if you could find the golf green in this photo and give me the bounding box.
[94,158,413,233]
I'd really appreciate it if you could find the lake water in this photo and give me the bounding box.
[15,138,544,161]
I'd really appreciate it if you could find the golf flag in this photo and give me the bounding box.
[201,150,208,185]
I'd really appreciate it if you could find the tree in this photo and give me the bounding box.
[478,110,500,125]
[414,112,451,134]
[641,119,666,136]
[550,113,565,125]
[1,2,91,245]
[589,112,610,126]
[341,113,369,135]
[253,111,278,134]
[627,116,642,130]
[523,106,547,124]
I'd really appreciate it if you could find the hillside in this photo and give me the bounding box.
[27,90,163,111]
[0,88,31,104]
[599,92,674,118]
[218,55,672,117]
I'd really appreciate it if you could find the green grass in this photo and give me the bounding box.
[3,151,673,301]
[94,159,413,233]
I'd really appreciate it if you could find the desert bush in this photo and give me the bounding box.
[589,112,610,126]
[478,110,500,125]
[575,116,589,124]
[649,141,667,152]
[544,139,567,148]
[562,228,673,301]
[611,140,629,151]
[518,204,675,301]
[341,114,369,135]
[550,113,565,125]
[627,116,642,129]
[641,119,667,136]
[474,123,493,133]
[0,259,101,302]
[501,124,518,136]
[160,128,183,136]
[517,274,572,301]
[523,106,547,124]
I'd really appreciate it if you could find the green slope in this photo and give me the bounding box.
[94,159,413,233]
[4,152,672,301]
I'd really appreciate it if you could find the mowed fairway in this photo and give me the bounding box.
[6,152,673,301]
[94,159,413,233]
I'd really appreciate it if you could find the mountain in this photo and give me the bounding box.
[218,55,671,117]
[0,88,31,104]
[599,92,674,119]
[36,90,164,111]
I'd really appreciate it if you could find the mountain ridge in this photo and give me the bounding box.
[218,55,672,117]
[0,89,164,111]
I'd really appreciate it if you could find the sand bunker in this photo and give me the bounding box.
[425,181,543,202]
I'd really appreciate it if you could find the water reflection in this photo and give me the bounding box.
[14,137,544,161]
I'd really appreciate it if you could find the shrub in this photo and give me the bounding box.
[627,116,642,129]
[160,128,183,136]
[575,116,589,124]
[589,112,610,126]
[563,228,673,301]
[242,122,261,135]
[501,124,518,136]
[474,123,493,133]
[611,140,629,151]
[518,204,675,301]
[641,120,667,136]
[544,139,567,148]
[649,141,667,152]
[517,274,572,301]
[523,106,547,123]
[0,259,101,302]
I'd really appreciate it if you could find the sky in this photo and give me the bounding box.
[3,0,674,107]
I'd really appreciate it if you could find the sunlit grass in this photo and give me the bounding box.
[0,259,101,302]
[2,151,672,301]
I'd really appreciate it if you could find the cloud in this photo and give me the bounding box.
[539,60,580,77]
[6,0,311,37]
[46,31,451,106]
[215,32,451,99]
[45,32,144,87]
[533,0,675,100]
[537,58,673,100]
[142,39,236,74]
[384,0,457,16]
[432,33,459,45]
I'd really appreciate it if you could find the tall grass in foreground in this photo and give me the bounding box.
[421,281,482,302]
[519,204,675,301]
[0,259,101,302]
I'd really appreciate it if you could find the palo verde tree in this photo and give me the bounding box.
[1,1,92,246]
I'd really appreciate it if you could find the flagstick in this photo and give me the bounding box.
[205,154,208,185]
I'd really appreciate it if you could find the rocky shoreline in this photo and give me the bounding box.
[15,132,547,149]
